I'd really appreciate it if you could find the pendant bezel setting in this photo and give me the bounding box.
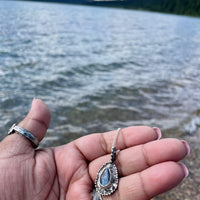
[95,161,118,196]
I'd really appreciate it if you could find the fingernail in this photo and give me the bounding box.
[179,163,189,178]
[31,98,38,105]
[181,140,190,155]
[30,98,39,111]
[153,127,162,140]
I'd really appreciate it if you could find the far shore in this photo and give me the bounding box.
[12,0,200,18]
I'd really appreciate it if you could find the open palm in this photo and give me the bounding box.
[0,99,189,200]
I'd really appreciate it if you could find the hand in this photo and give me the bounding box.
[0,99,189,200]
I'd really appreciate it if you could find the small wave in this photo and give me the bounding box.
[184,116,200,135]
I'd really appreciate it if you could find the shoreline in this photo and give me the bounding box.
[153,128,200,200]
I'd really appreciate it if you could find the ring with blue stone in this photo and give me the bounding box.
[93,128,121,199]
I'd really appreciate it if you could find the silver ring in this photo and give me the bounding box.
[8,124,39,148]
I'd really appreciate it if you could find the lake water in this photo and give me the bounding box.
[0,0,200,146]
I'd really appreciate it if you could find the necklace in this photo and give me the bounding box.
[93,128,121,200]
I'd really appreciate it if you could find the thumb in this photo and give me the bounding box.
[18,98,51,142]
[0,99,51,155]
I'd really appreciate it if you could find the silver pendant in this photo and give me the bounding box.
[93,128,121,199]
[95,161,118,196]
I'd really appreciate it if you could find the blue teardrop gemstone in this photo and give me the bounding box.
[100,168,111,186]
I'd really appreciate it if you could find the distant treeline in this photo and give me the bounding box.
[18,0,200,16]
[123,0,200,16]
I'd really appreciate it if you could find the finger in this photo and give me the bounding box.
[74,126,161,161]
[89,138,190,178]
[18,98,51,141]
[0,99,51,154]
[101,162,188,200]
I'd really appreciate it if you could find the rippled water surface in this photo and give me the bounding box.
[0,1,200,145]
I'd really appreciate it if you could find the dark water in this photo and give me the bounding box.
[0,1,200,146]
